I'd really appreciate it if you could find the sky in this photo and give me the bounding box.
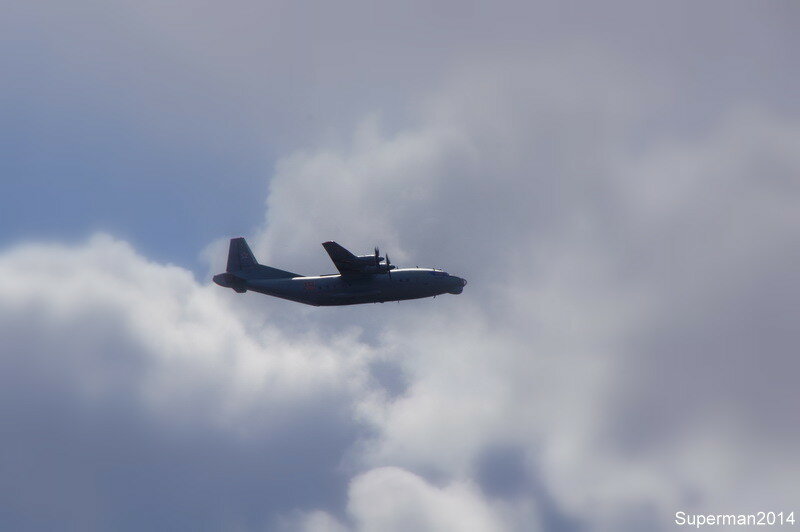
[1,1,799,530]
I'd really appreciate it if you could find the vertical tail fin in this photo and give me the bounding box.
[227,237,258,272]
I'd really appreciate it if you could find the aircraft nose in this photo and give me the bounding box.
[447,276,466,294]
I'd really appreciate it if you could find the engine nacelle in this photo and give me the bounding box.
[359,265,393,274]
[354,247,395,274]
[356,254,383,263]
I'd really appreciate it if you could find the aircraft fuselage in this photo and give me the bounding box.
[227,268,466,306]
[213,238,467,306]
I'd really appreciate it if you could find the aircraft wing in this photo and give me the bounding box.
[322,241,364,275]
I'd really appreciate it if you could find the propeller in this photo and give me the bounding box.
[373,245,394,276]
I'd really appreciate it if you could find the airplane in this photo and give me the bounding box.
[213,237,467,306]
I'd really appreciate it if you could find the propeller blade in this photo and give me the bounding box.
[374,246,380,266]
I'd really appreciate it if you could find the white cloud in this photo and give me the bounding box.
[347,467,504,532]
[0,234,370,423]
[293,510,351,532]
[291,467,513,532]
[0,234,377,529]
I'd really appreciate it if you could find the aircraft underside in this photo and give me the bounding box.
[246,273,464,306]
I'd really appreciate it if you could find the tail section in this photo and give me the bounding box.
[214,238,301,292]
[226,237,259,272]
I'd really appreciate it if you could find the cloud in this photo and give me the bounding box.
[292,467,508,532]
[347,467,505,532]
[2,4,800,530]
[249,54,800,529]
[0,234,377,530]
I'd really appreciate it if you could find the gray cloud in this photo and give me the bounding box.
[1,1,799,531]
[253,54,800,529]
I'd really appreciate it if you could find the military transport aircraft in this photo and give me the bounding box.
[213,237,467,306]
